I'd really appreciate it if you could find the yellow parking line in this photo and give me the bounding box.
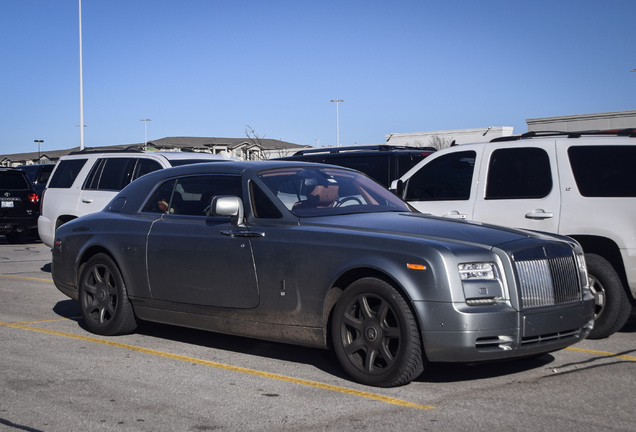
[2,321,434,410]
[0,274,52,283]
[566,346,636,361]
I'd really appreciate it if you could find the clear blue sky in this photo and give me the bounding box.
[2,0,635,156]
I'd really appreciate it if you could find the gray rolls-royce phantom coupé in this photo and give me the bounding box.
[51,161,595,387]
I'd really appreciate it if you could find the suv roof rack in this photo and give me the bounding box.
[293,145,436,156]
[490,128,636,143]
[68,148,144,155]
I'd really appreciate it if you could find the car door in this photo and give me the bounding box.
[145,174,259,309]
[77,157,163,217]
[402,149,480,220]
[472,141,561,232]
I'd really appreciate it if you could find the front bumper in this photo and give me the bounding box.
[415,299,595,363]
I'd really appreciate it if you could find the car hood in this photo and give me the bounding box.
[299,211,557,249]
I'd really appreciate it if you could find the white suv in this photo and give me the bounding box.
[391,130,636,339]
[38,150,232,248]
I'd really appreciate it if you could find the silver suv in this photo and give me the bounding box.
[391,130,636,339]
[38,150,232,248]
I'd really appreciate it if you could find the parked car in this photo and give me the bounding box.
[391,129,636,339]
[17,163,55,196]
[0,168,40,243]
[276,145,436,187]
[38,149,233,248]
[51,161,594,387]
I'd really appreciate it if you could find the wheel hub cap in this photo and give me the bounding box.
[365,325,379,341]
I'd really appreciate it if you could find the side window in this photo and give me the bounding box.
[84,158,136,191]
[569,145,636,197]
[48,159,87,189]
[132,159,162,181]
[486,148,552,200]
[144,175,242,217]
[142,179,177,213]
[250,181,282,219]
[325,155,390,187]
[404,151,475,201]
[396,153,428,178]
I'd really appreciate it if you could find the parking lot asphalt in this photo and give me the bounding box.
[1,240,635,432]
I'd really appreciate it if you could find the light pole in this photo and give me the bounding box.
[78,0,85,150]
[34,140,44,161]
[330,99,344,147]
[140,119,151,150]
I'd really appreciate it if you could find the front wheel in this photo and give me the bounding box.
[331,277,425,387]
[585,253,631,339]
[79,253,137,336]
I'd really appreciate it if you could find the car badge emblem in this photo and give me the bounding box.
[3,192,10,197]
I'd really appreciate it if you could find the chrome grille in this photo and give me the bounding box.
[515,254,581,309]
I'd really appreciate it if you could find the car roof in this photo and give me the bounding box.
[139,160,356,178]
[282,144,436,158]
[61,149,231,160]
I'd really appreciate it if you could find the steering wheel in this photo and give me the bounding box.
[336,196,363,207]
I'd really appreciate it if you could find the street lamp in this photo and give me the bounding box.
[330,99,344,147]
[140,119,151,150]
[34,140,44,160]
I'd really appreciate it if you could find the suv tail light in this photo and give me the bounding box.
[28,192,40,204]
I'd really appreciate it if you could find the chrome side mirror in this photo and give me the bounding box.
[210,196,244,226]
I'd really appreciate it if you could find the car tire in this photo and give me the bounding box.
[586,253,631,339]
[331,277,425,387]
[79,253,137,336]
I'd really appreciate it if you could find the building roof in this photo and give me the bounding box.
[0,136,308,163]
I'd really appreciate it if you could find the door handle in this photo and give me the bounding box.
[525,210,554,220]
[81,198,93,204]
[221,230,265,238]
[443,211,467,220]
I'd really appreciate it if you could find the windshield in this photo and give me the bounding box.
[258,167,411,217]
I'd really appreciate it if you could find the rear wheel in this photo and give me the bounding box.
[79,253,137,336]
[586,253,631,339]
[331,277,425,387]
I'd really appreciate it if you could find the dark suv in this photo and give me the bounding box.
[276,145,436,187]
[0,168,39,243]
[17,164,55,196]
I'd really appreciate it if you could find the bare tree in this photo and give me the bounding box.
[428,135,453,150]
[244,125,266,160]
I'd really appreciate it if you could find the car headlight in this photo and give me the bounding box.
[459,262,503,306]
[458,262,498,280]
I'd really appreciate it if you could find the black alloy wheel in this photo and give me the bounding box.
[79,253,137,336]
[331,277,425,387]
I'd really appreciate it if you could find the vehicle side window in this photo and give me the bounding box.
[84,158,136,191]
[485,148,552,200]
[38,167,53,185]
[48,159,87,188]
[132,159,162,181]
[569,145,636,197]
[396,153,428,178]
[323,155,390,187]
[404,151,475,201]
[142,180,177,213]
[144,175,242,216]
[250,181,282,219]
